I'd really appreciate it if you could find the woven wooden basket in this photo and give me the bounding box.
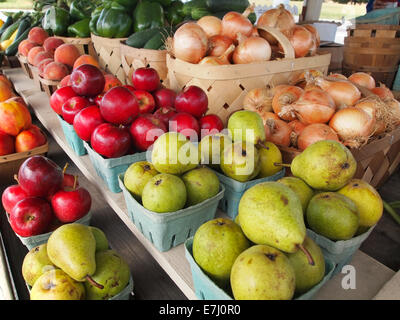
[167,26,331,124]
[38,76,60,97]
[343,24,400,89]
[28,64,44,92]
[1,55,20,68]
[279,126,400,189]
[91,33,127,83]
[120,41,168,85]
[16,54,33,79]
[54,36,97,57]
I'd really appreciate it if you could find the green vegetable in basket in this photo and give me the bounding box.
[191,7,211,20]
[69,0,96,21]
[5,22,35,56]
[182,0,207,16]
[205,0,249,13]
[0,16,13,38]
[42,6,71,36]
[68,18,91,38]
[125,27,162,48]
[133,0,165,33]
[89,4,104,36]
[96,2,133,38]
[152,0,172,7]
[113,0,138,9]
[166,1,185,26]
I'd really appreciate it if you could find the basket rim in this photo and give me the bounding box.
[0,140,49,164]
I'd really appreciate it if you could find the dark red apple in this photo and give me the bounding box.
[70,64,105,97]
[152,106,177,127]
[2,185,28,214]
[61,96,90,124]
[131,67,160,92]
[18,155,63,198]
[123,85,136,93]
[9,197,53,237]
[153,88,176,109]
[62,173,79,189]
[175,86,208,118]
[51,185,91,223]
[0,131,15,156]
[199,114,224,137]
[91,123,132,158]
[94,94,103,107]
[169,112,200,141]
[50,86,77,115]
[73,106,104,141]
[100,86,139,125]
[129,114,167,151]
[133,90,156,114]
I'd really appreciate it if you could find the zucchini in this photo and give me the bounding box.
[191,7,211,20]
[0,16,13,38]
[5,26,31,56]
[126,28,162,48]
[13,17,31,41]
[206,0,250,13]
[0,21,19,42]
[143,28,169,50]
[182,0,207,16]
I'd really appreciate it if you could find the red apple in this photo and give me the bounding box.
[133,90,156,114]
[0,131,15,155]
[91,123,132,158]
[50,86,77,115]
[94,94,103,107]
[153,106,177,127]
[123,85,136,93]
[175,86,208,118]
[62,173,79,189]
[132,67,160,92]
[10,197,53,237]
[129,114,167,151]
[153,88,176,109]
[73,106,104,141]
[70,64,105,97]
[100,86,139,125]
[15,125,47,153]
[51,184,91,223]
[61,96,90,124]
[169,112,200,141]
[18,155,63,198]
[199,114,224,137]
[2,185,28,214]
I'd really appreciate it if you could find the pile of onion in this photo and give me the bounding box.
[304,24,320,48]
[348,72,376,90]
[355,97,387,135]
[199,44,235,65]
[221,6,254,43]
[208,35,234,57]
[197,16,222,38]
[288,120,307,147]
[329,107,375,148]
[297,123,339,150]
[329,73,347,80]
[172,22,208,64]
[233,34,272,64]
[371,84,394,100]
[272,85,304,121]
[287,25,315,58]
[264,118,292,147]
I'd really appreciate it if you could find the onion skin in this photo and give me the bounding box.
[233,36,272,64]
[297,123,339,150]
[199,44,235,65]
[288,120,307,135]
[348,72,376,90]
[287,25,315,58]
[272,85,303,121]
[371,85,394,100]
[264,118,292,147]
[208,35,234,58]
[315,77,361,108]
[221,11,253,42]
[243,87,274,118]
[329,73,347,80]
[355,98,386,135]
[173,22,208,64]
[197,16,222,38]
[386,98,400,128]
[304,24,320,48]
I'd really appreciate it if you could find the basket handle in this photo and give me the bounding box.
[257,26,295,59]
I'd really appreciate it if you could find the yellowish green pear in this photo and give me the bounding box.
[22,244,56,287]
[227,110,266,146]
[123,161,159,199]
[258,141,283,178]
[278,177,314,213]
[199,133,232,169]
[89,226,109,252]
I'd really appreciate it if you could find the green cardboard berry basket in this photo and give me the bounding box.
[11,211,92,251]
[211,169,285,220]
[57,115,87,156]
[118,174,225,252]
[306,226,375,275]
[184,237,335,300]
[84,141,147,193]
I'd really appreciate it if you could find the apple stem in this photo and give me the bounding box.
[297,244,315,266]
[86,275,104,289]
[63,163,69,174]
[73,175,78,190]
[274,162,291,168]
[13,174,19,184]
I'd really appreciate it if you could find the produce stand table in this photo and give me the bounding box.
[1,67,399,300]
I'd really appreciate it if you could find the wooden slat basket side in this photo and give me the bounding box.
[16,54,33,79]
[38,76,60,97]
[54,36,97,57]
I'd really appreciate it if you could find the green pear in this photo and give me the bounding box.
[287,236,325,295]
[258,141,283,178]
[278,177,314,213]
[193,218,250,288]
[30,269,85,300]
[337,179,383,229]
[227,110,266,146]
[238,182,305,253]
[142,173,187,213]
[230,244,296,300]
[291,140,357,191]
[181,167,220,206]
[85,250,131,300]
[220,142,260,182]
[199,133,232,169]
[22,244,56,287]
[151,132,199,175]
[47,224,100,287]
[306,192,360,240]
[89,227,109,252]
[123,161,159,199]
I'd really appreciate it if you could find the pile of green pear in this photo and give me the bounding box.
[198,110,284,182]
[192,139,384,300]
[22,224,131,300]
[123,132,221,213]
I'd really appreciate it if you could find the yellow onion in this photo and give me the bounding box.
[314,77,361,108]
[232,35,272,64]
[173,22,208,64]
[197,16,222,38]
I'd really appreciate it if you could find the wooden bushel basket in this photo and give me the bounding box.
[28,65,44,92]
[167,26,331,124]
[91,33,127,84]
[343,24,400,89]
[16,54,33,79]
[1,55,20,68]
[279,126,400,189]
[54,36,96,57]
[38,76,60,97]
[120,41,168,84]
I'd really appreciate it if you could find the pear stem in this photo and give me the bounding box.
[63,163,69,174]
[274,162,291,168]
[297,244,315,266]
[86,275,104,289]
[73,175,78,190]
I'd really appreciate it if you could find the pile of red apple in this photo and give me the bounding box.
[50,64,225,159]
[1,155,91,237]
